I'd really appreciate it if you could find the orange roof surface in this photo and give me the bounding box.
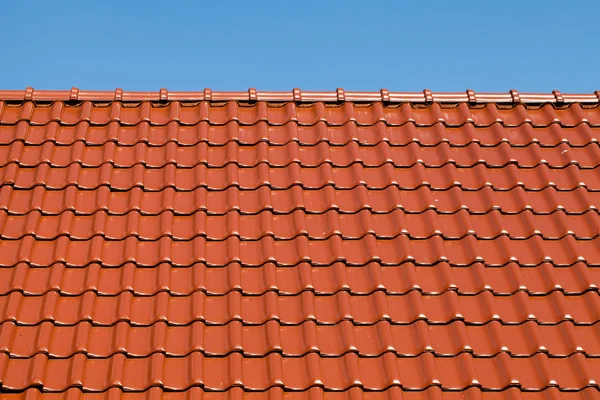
[0,88,599,399]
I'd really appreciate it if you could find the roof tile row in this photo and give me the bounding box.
[4,87,600,103]
[1,352,599,392]
[0,262,597,296]
[3,87,599,102]
[2,186,598,215]
[1,163,600,191]
[2,141,600,169]
[1,121,598,147]
[13,388,600,400]
[1,290,598,326]
[2,387,600,400]
[1,235,599,267]
[2,102,600,127]
[2,320,598,358]
[1,209,598,240]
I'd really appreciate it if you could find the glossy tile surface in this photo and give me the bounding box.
[0,98,599,398]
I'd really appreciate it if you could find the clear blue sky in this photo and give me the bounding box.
[1,1,598,93]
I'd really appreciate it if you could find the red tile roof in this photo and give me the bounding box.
[0,88,599,398]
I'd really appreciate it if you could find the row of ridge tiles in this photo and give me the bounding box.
[2,88,599,103]
[0,351,599,391]
[2,102,600,126]
[2,387,600,400]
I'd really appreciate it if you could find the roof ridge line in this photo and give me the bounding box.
[0,87,599,103]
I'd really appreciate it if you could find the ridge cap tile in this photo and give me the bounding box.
[1,88,600,104]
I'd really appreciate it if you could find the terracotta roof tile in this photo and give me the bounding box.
[0,89,599,397]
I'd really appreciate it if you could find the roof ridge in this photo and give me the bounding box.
[1,87,599,103]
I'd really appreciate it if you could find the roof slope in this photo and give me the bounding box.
[0,89,599,399]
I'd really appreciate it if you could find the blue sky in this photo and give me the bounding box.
[1,1,598,93]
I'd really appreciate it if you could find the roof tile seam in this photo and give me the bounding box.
[0,348,595,360]
[0,380,596,394]
[2,119,600,129]
[1,318,596,327]
[3,160,600,170]
[2,232,598,242]
[2,203,597,217]
[0,286,596,298]
[1,318,596,328]
[1,284,595,295]
[0,138,598,149]
[1,182,598,193]
[1,209,597,218]
[1,257,598,269]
